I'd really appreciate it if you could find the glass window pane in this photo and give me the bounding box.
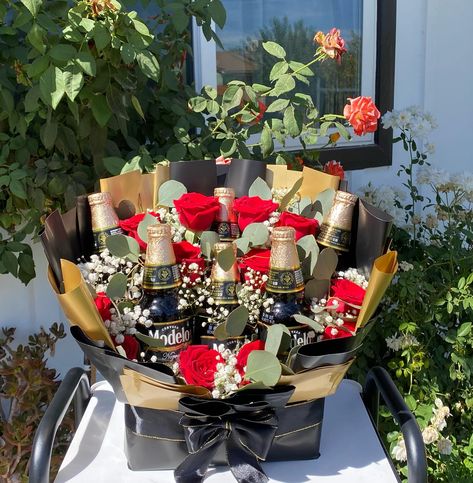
[216,0,363,115]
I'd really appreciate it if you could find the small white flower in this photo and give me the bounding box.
[392,438,407,462]
[437,437,452,455]
[422,426,439,444]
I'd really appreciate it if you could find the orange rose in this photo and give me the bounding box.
[314,28,347,63]
[343,96,380,136]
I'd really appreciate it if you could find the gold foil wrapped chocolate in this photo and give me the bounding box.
[88,192,123,252]
[317,191,358,252]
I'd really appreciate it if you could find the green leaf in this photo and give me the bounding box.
[297,235,319,275]
[214,323,228,341]
[76,51,97,76]
[9,179,27,199]
[21,0,42,18]
[105,234,140,262]
[262,41,286,59]
[103,156,126,175]
[226,305,249,337]
[220,138,236,157]
[222,85,243,110]
[211,0,226,28]
[458,322,472,338]
[252,83,271,94]
[200,231,220,259]
[283,105,302,137]
[63,65,83,102]
[27,22,46,53]
[120,43,136,64]
[313,248,338,280]
[273,74,295,96]
[266,98,290,113]
[93,23,111,50]
[172,10,189,32]
[39,66,65,109]
[269,60,288,81]
[106,272,127,299]
[314,188,336,221]
[245,350,282,386]
[204,85,217,99]
[265,324,290,355]
[40,119,57,149]
[79,17,95,32]
[242,223,269,246]
[279,176,303,212]
[188,96,207,112]
[26,56,49,77]
[49,44,77,62]
[131,95,145,120]
[293,314,324,333]
[248,177,272,200]
[137,51,160,83]
[132,19,150,36]
[260,124,274,158]
[166,143,186,162]
[90,94,112,127]
[137,213,158,243]
[289,60,314,76]
[24,85,40,112]
[158,179,187,207]
[234,237,250,255]
[216,245,236,271]
[2,251,18,277]
[135,331,165,348]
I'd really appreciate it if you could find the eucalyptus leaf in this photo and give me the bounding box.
[245,350,282,386]
[315,188,336,220]
[296,197,312,215]
[200,231,220,259]
[106,272,127,299]
[264,323,290,355]
[158,179,187,207]
[279,177,303,212]
[297,235,319,275]
[234,237,250,255]
[105,234,140,262]
[135,331,165,348]
[301,201,319,219]
[216,245,236,271]
[226,305,249,337]
[285,343,303,368]
[248,177,272,200]
[137,212,158,243]
[313,248,338,280]
[280,363,295,375]
[304,279,330,300]
[214,323,228,341]
[293,314,324,333]
[237,381,271,392]
[242,223,269,246]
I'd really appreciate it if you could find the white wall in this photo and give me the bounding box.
[1,0,472,372]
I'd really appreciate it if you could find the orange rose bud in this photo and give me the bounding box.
[329,132,341,143]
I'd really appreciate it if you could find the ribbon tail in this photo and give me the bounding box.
[227,432,268,483]
[174,438,222,483]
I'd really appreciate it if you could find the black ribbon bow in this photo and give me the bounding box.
[174,386,295,483]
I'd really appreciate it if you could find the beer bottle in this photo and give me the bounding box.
[212,187,240,240]
[138,224,192,364]
[260,226,316,346]
[199,242,249,350]
[88,192,123,253]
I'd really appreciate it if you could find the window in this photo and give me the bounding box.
[193,0,396,170]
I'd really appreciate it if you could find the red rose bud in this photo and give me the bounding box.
[116,335,140,360]
[94,292,112,322]
[178,345,223,389]
[233,196,279,231]
[323,160,345,180]
[236,340,265,376]
[174,193,220,232]
[239,248,271,275]
[330,278,366,307]
[119,211,161,250]
[343,96,380,136]
[277,211,319,240]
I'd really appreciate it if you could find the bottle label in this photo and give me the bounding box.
[214,221,240,240]
[146,318,192,362]
[93,226,123,252]
[143,264,181,289]
[317,224,351,252]
[211,281,238,303]
[266,268,304,293]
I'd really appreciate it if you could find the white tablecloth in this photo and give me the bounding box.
[55,379,399,482]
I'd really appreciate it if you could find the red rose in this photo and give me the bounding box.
[179,345,223,389]
[253,101,267,124]
[323,160,345,180]
[174,193,220,232]
[343,96,380,136]
[236,340,265,376]
[172,241,202,263]
[94,292,112,321]
[239,248,271,275]
[233,196,279,231]
[322,321,356,340]
[331,278,366,307]
[277,211,319,240]
[314,28,347,63]
[119,212,161,250]
[115,335,140,360]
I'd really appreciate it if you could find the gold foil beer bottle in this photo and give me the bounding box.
[88,192,123,253]
[199,242,251,350]
[317,190,358,252]
[212,187,240,240]
[138,224,192,364]
[260,227,316,346]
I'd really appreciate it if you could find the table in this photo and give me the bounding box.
[55,379,400,483]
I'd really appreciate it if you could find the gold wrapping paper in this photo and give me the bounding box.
[120,367,211,410]
[49,259,116,350]
[356,251,399,329]
[279,359,354,403]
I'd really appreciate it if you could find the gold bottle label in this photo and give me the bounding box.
[210,281,238,303]
[143,264,181,289]
[93,226,123,252]
[146,318,192,362]
[317,223,351,252]
[266,267,304,293]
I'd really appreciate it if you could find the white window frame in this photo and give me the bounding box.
[192,0,378,149]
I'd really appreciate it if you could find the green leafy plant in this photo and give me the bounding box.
[0,323,70,482]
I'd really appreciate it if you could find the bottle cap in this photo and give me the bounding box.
[88,192,113,206]
[214,187,235,198]
[147,223,172,238]
[271,226,296,241]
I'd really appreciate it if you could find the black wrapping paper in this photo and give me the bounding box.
[170,159,217,196]
[225,159,268,197]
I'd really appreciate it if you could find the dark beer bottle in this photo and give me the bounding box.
[88,192,123,253]
[199,242,249,350]
[212,187,240,240]
[138,224,192,364]
[260,226,316,346]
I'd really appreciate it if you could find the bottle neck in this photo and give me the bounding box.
[266,239,304,294]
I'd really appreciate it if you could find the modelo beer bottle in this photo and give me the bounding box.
[88,192,123,253]
[138,224,192,363]
[260,226,316,346]
[212,187,240,240]
[199,242,250,350]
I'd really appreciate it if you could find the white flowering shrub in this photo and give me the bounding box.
[352,107,473,482]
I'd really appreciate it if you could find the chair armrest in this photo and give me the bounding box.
[363,366,427,483]
[30,367,91,483]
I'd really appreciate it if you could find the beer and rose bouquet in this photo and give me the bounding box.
[40,29,398,482]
